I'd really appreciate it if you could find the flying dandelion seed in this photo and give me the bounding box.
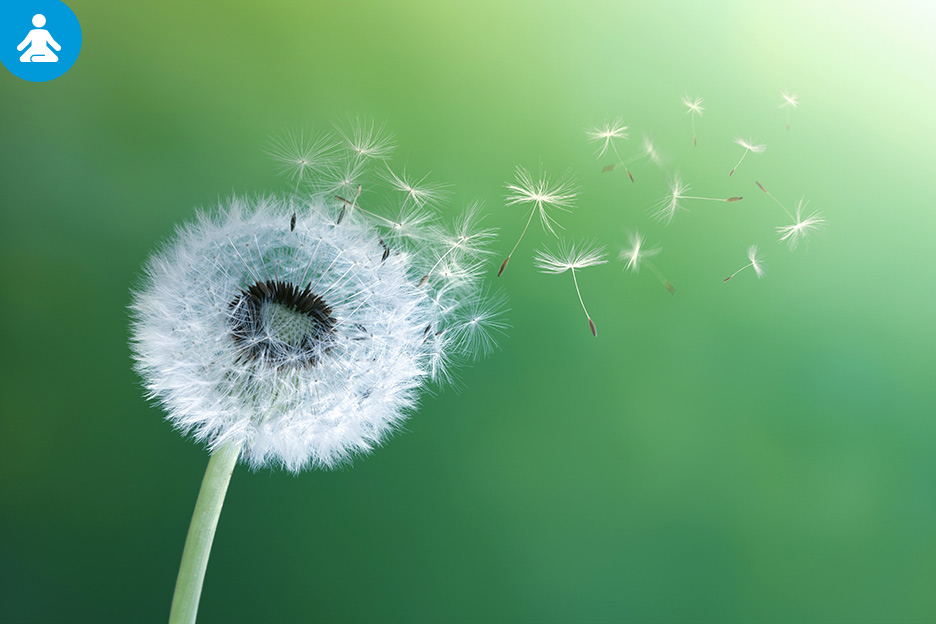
[779,91,799,131]
[599,134,662,181]
[498,166,578,277]
[756,181,826,249]
[651,174,743,224]
[382,166,449,215]
[534,240,606,337]
[682,95,704,146]
[724,245,765,282]
[729,137,766,176]
[337,117,396,163]
[419,201,497,287]
[587,117,634,180]
[267,130,338,227]
[777,199,825,249]
[620,229,675,294]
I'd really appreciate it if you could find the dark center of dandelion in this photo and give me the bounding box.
[229,279,336,367]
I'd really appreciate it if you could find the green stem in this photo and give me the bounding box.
[169,441,242,624]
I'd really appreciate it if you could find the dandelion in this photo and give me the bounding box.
[599,134,662,182]
[724,245,765,282]
[756,181,826,249]
[620,229,675,294]
[729,137,766,176]
[682,95,704,146]
[779,91,799,130]
[534,240,606,337]
[651,174,743,224]
[131,132,502,623]
[498,166,578,277]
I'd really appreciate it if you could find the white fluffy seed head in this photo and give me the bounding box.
[131,133,504,472]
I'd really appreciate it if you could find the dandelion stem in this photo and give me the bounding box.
[682,196,736,202]
[610,143,635,182]
[730,150,748,176]
[500,205,538,276]
[724,262,752,282]
[570,269,597,337]
[169,441,242,624]
[755,181,795,220]
[645,260,675,294]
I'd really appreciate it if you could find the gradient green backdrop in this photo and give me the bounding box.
[2,1,934,622]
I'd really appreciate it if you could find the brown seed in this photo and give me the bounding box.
[497,256,510,277]
[756,181,768,193]
[588,317,597,337]
[626,169,635,183]
[729,168,735,177]
[418,275,429,287]
[602,164,615,173]
[290,213,296,231]
[726,196,743,202]
[665,281,675,295]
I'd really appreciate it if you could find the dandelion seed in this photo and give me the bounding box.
[451,287,510,357]
[268,130,338,225]
[587,117,633,179]
[586,117,629,157]
[724,245,765,281]
[682,95,704,146]
[729,137,766,176]
[779,91,799,130]
[620,229,675,294]
[651,174,743,224]
[382,166,448,212]
[756,181,826,249]
[599,134,662,182]
[534,240,606,337]
[337,117,395,162]
[499,166,578,277]
[420,202,496,286]
[777,199,825,249]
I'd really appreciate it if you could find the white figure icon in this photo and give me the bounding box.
[17,14,61,63]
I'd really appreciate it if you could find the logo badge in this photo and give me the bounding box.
[1,0,82,82]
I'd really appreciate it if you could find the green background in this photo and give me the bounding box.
[2,1,934,622]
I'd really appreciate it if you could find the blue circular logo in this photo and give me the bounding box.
[0,0,81,82]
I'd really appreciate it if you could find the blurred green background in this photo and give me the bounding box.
[2,0,935,622]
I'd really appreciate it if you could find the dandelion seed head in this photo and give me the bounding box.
[131,146,499,472]
[586,117,629,156]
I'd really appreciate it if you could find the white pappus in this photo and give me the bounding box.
[131,136,504,473]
